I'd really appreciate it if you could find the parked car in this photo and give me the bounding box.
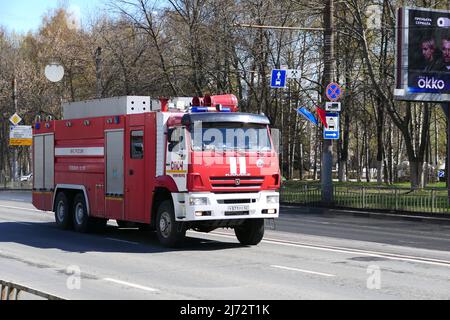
[20,173,32,182]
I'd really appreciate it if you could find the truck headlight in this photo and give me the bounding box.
[267,195,279,204]
[189,197,208,206]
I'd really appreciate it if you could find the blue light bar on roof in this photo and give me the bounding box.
[191,106,209,112]
[190,106,232,113]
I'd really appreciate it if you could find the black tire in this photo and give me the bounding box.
[54,192,72,230]
[234,219,265,245]
[72,193,90,233]
[156,200,186,247]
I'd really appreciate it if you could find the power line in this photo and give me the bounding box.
[233,23,324,32]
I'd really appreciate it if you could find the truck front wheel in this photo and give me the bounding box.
[234,219,265,245]
[156,200,186,247]
[54,192,72,230]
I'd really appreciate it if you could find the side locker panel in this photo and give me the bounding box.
[34,136,44,190]
[106,130,124,195]
[105,130,124,220]
[32,134,54,211]
[44,134,54,191]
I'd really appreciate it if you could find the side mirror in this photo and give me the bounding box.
[169,128,181,143]
[168,128,182,152]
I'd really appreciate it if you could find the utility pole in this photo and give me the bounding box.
[95,47,102,99]
[321,0,335,205]
[12,77,19,181]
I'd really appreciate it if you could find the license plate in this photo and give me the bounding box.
[227,205,249,211]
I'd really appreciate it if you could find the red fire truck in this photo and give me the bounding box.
[32,94,280,247]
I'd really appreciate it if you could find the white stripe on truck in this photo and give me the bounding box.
[55,147,104,156]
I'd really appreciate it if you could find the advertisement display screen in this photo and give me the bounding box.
[395,7,450,102]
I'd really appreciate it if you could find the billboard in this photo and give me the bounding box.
[395,7,450,102]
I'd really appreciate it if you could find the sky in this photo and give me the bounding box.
[0,0,106,34]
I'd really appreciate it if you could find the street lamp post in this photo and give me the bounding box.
[321,0,335,205]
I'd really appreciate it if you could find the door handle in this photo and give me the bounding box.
[129,169,134,176]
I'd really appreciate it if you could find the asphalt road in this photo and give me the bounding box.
[0,191,449,300]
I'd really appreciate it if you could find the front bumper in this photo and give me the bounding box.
[172,191,279,222]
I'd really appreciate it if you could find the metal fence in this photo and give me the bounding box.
[0,280,63,300]
[281,184,450,214]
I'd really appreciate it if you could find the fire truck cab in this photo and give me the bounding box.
[32,94,280,247]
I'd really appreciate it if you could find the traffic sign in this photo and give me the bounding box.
[287,69,301,79]
[9,113,22,126]
[326,82,343,102]
[325,101,341,112]
[323,113,339,140]
[271,69,287,88]
[10,125,32,146]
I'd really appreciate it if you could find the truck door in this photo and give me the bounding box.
[166,126,188,191]
[125,127,146,222]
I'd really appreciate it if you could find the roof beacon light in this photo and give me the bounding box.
[190,94,238,113]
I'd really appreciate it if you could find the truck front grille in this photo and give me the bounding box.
[217,199,256,204]
[210,176,264,189]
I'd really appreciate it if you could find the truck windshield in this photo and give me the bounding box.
[190,122,272,152]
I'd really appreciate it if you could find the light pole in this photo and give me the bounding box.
[321,0,335,205]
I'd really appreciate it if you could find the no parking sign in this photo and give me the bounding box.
[326,82,343,102]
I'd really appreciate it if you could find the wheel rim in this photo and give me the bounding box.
[75,202,85,225]
[57,201,65,222]
[159,212,172,238]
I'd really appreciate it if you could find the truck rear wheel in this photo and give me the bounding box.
[156,200,186,247]
[234,219,265,245]
[73,193,91,233]
[54,192,72,230]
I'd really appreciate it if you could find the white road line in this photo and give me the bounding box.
[261,237,450,267]
[271,265,335,277]
[190,231,450,268]
[103,278,158,292]
[105,238,139,245]
[0,204,45,212]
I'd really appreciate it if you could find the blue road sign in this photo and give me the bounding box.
[438,170,445,178]
[323,113,339,140]
[271,69,287,88]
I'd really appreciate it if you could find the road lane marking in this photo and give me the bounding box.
[261,237,450,267]
[105,238,139,245]
[0,204,47,212]
[271,265,335,277]
[189,231,450,268]
[103,278,158,292]
[0,217,33,226]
